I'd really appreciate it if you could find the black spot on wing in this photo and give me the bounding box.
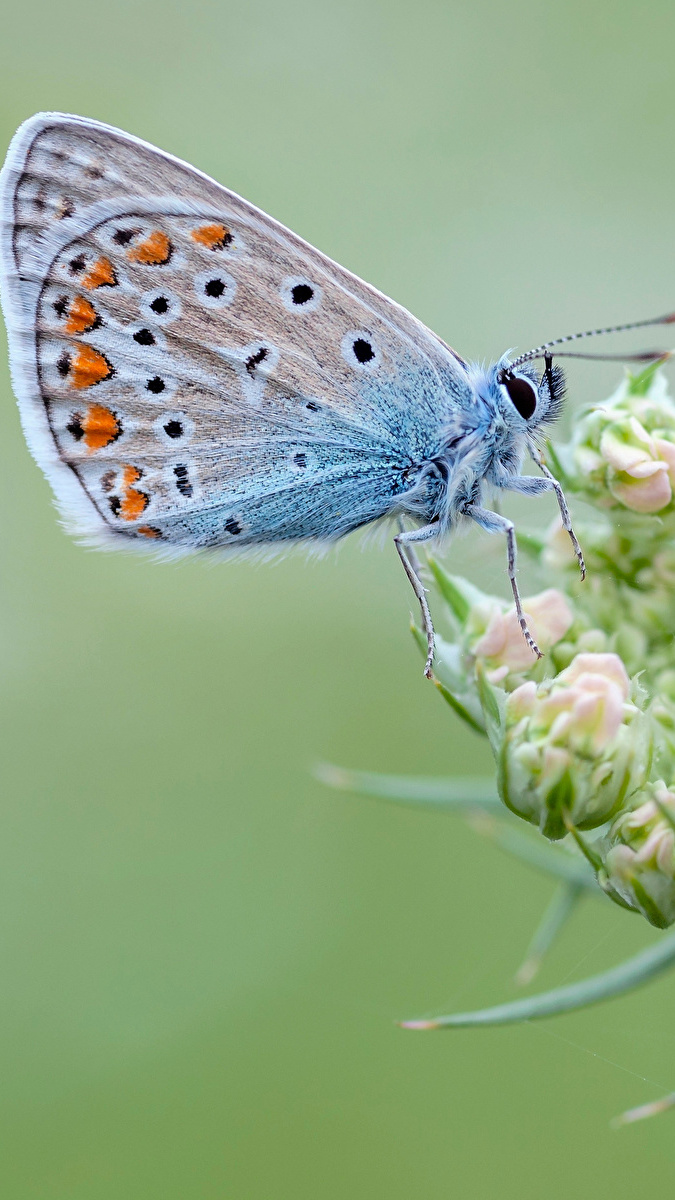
[173,464,193,497]
[66,413,83,440]
[291,283,313,305]
[353,338,374,363]
[133,328,155,346]
[246,347,268,374]
[204,278,225,298]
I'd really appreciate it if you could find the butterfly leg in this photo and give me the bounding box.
[463,503,543,660]
[394,523,439,679]
[512,447,586,580]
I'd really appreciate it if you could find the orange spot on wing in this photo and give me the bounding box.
[122,464,142,488]
[120,488,149,520]
[127,230,172,265]
[82,257,117,289]
[191,222,232,250]
[137,524,162,538]
[119,465,149,520]
[70,343,114,389]
[81,404,120,451]
[105,465,152,523]
[64,295,99,334]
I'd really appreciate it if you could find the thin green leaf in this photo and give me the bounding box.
[475,662,505,756]
[427,558,469,623]
[410,623,486,734]
[564,817,604,872]
[470,819,597,888]
[410,621,428,659]
[626,360,667,396]
[315,764,502,811]
[613,1092,675,1127]
[427,557,486,623]
[400,929,675,1029]
[435,679,486,735]
[515,881,585,985]
[544,440,573,490]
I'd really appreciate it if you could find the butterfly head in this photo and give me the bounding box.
[491,355,566,435]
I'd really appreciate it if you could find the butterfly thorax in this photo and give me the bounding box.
[395,354,561,536]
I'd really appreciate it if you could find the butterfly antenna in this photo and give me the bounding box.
[510,311,675,369]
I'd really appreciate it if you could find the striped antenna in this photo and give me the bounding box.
[509,311,675,369]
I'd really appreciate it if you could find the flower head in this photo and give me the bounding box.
[501,652,651,839]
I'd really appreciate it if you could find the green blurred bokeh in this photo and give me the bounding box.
[1,1,674,1195]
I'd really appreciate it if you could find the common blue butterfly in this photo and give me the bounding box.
[1,114,670,675]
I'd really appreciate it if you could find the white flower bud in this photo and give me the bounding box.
[469,589,574,683]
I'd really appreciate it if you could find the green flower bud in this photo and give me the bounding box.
[500,653,651,840]
[600,783,675,928]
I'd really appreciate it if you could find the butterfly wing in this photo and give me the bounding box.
[0,113,471,551]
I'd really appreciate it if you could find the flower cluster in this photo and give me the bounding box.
[600,783,675,928]
[427,363,675,928]
[562,365,675,515]
[502,653,650,840]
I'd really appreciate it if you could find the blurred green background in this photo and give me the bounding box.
[1,1,675,1195]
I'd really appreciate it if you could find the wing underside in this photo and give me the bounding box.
[0,113,470,550]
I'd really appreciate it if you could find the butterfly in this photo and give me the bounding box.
[1,114,668,676]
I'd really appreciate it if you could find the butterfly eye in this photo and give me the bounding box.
[500,371,537,420]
